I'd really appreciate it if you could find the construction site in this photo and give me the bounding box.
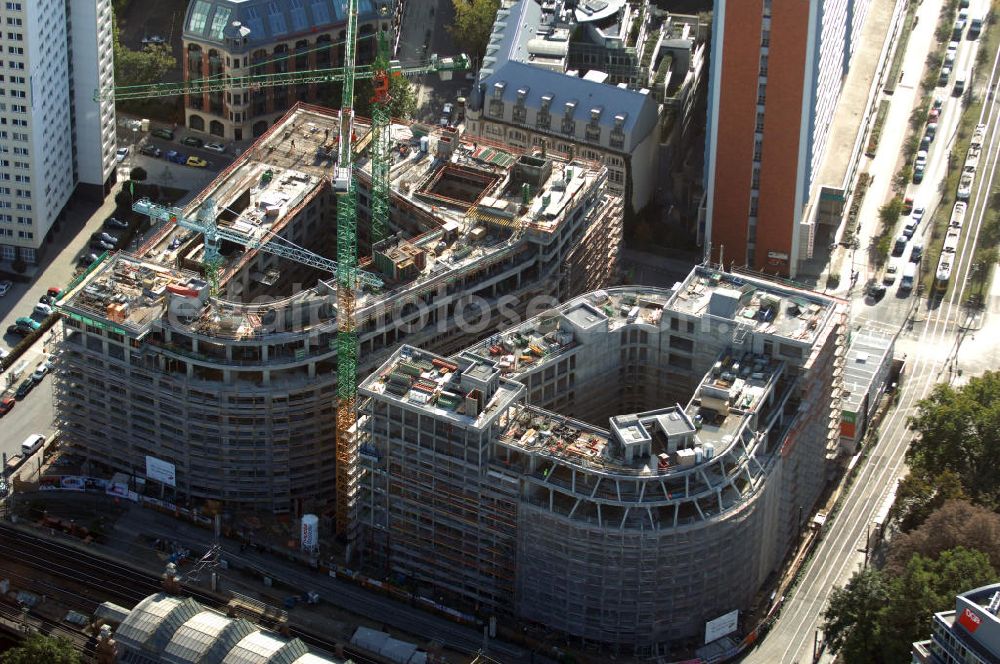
[356,266,847,654]
[51,102,623,514]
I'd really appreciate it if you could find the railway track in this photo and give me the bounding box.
[0,523,383,663]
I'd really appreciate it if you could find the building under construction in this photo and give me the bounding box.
[357,266,847,653]
[52,103,622,513]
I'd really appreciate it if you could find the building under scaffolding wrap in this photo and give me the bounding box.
[51,103,622,514]
[356,266,847,654]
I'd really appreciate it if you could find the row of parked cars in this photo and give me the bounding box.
[76,216,132,268]
[5,286,61,339]
[11,358,51,401]
[139,128,225,168]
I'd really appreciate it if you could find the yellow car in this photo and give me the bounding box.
[186,156,208,168]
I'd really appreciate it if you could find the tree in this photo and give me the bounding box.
[130,166,148,182]
[890,471,965,533]
[907,371,1000,508]
[387,75,418,120]
[354,74,418,121]
[825,548,996,663]
[880,547,996,662]
[115,188,133,209]
[0,634,81,664]
[888,500,1000,575]
[112,23,176,88]
[449,0,500,65]
[823,568,889,663]
[878,197,903,231]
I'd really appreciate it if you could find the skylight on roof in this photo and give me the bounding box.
[188,0,211,33]
[209,7,231,40]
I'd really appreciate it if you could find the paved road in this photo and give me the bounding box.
[0,179,125,463]
[745,5,999,659]
[829,0,963,295]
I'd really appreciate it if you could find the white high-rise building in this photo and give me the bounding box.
[0,0,116,264]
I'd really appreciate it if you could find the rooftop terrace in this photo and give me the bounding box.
[667,267,838,343]
[360,345,525,429]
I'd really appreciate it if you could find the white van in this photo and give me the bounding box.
[20,433,44,456]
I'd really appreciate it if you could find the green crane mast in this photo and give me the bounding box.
[369,29,393,245]
[334,0,362,539]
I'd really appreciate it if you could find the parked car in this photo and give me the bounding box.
[39,294,53,305]
[181,136,204,148]
[0,396,14,416]
[912,206,925,225]
[15,377,35,399]
[6,324,30,338]
[152,127,174,141]
[866,280,887,300]
[141,35,165,44]
[90,239,115,251]
[104,216,128,230]
[186,156,208,168]
[33,302,53,317]
[166,150,186,164]
[16,317,40,330]
[91,231,118,245]
[115,147,129,163]
[205,142,226,153]
[915,150,928,168]
[139,144,162,158]
[0,279,11,296]
[892,235,908,257]
[31,363,48,381]
[939,66,952,86]
[883,264,898,285]
[78,252,101,268]
[903,219,918,239]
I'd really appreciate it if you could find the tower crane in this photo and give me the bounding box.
[96,52,468,102]
[331,0,371,539]
[369,31,393,245]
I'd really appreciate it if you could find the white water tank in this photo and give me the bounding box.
[300,514,319,550]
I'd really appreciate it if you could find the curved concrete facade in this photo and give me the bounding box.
[359,269,845,654]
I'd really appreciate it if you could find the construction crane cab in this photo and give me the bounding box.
[333,166,352,193]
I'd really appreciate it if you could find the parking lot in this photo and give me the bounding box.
[116,119,235,195]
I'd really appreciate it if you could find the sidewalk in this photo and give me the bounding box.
[797,0,902,283]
